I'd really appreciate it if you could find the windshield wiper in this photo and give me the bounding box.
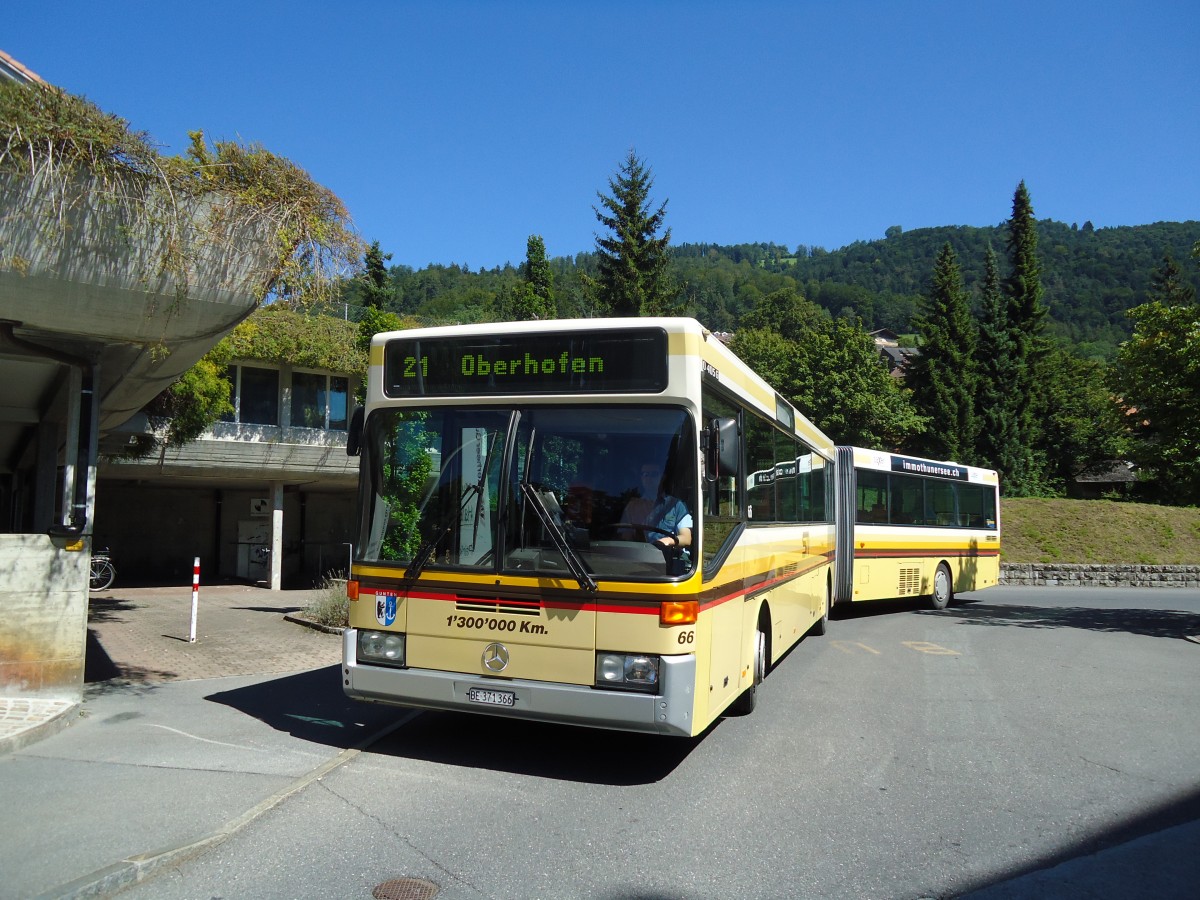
[520,482,598,592]
[405,481,484,580]
[405,524,450,580]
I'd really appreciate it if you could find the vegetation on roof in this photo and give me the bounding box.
[0,79,370,458]
[0,79,363,304]
[221,303,367,374]
[130,304,368,456]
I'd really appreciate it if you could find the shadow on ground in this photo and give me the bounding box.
[84,628,180,685]
[955,786,1200,897]
[205,666,704,784]
[919,602,1200,640]
[370,709,704,785]
[205,665,402,751]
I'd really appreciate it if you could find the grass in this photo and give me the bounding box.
[1001,499,1200,565]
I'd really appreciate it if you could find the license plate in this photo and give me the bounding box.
[467,687,516,707]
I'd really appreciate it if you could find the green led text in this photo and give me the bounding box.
[460,351,605,378]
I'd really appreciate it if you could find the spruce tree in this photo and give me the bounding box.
[974,245,1025,480]
[1039,343,1129,491]
[593,150,673,316]
[1147,251,1197,306]
[1005,182,1048,352]
[359,240,393,310]
[512,234,557,320]
[906,242,978,462]
[1001,182,1051,495]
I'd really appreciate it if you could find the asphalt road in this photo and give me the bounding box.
[116,586,1200,900]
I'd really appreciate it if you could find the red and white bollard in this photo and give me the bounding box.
[188,556,200,643]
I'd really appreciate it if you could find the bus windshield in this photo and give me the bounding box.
[357,405,697,583]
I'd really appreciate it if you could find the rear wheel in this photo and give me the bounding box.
[812,582,831,636]
[729,611,769,716]
[90,557,115,592]
[928,563,953,610]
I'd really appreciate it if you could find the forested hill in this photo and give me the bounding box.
[367,219,1200,360]
[670,220,1200,357]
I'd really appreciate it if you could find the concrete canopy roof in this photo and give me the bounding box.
[0,167,277,475]
[2,52,360,494]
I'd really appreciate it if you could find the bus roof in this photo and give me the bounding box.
[840,445,999,486]
[371,316,711,343]
[371,317,835,456]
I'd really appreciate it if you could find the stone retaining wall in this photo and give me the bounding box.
[1001,563,1200,588]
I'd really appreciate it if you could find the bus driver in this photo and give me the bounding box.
[620,462,693,553]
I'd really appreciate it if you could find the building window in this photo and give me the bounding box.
[291,372,349,431]
[222,365,348,430]
[223,365,280,426]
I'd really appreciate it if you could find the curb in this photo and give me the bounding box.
[283,613,345,635]
[0,701,78,757]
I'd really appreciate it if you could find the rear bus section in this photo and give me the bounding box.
[834,446,1001,608]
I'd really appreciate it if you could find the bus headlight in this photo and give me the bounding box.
[595,652,660,692]
[359,630,406,667]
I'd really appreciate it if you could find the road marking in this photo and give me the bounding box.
[831,640,881,655]
[903,641,960,656]
[147,723,269,752]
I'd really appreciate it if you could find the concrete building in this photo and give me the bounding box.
[0,51,356,727]
[97,356,360,588]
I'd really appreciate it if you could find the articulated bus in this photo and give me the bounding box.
[833,446,1001,610]
[343,318,837,736]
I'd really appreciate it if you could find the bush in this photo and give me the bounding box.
[303,576,349,629]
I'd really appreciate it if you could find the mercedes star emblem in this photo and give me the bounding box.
[482,642,510,672]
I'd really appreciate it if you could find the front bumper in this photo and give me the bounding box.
[342,629,696,737]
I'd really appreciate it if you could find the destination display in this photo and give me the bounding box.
[890,454,968,481]
[383,328,669,396]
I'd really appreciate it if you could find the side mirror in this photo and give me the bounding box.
[346,406,364,457]
[705,416,739,481]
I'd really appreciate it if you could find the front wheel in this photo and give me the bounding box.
[90,557,115,592]
[728,612,769,716]
[928,563,953,610]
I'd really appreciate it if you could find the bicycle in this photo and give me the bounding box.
[90,549,116,591]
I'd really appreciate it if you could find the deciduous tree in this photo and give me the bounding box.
[1111,254,1200,502]
[732,289,925,447]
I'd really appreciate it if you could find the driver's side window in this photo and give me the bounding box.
[701,388,743,574]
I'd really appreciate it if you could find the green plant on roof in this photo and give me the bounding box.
[0,79,363,306]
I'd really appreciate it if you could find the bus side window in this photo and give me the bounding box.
[856,469,889,523]
[891,473,924,525]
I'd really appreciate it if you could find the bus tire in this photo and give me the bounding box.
[729,611,769,716]
[928,563,953,610]
[812,582,830,636]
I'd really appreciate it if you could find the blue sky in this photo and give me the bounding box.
[8,1,1198,270]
